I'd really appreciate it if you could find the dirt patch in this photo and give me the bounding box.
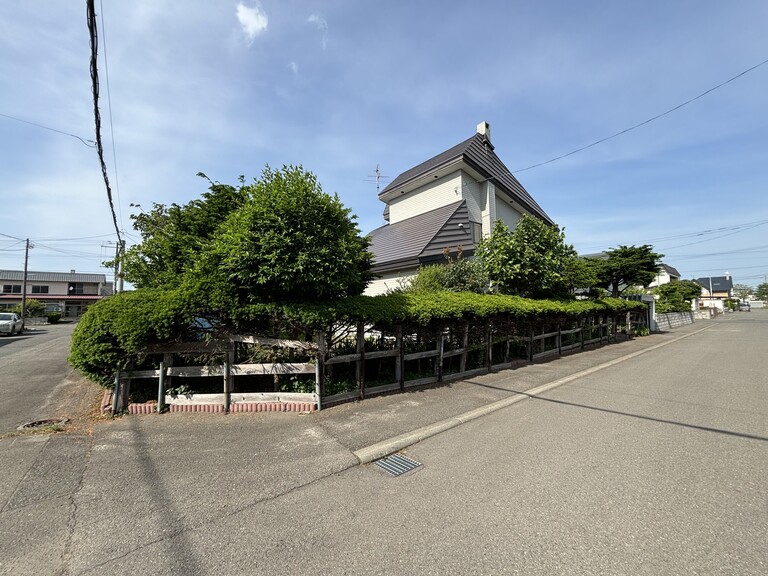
[49,370,110,435]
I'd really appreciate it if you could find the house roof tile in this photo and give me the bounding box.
[368,201,465,269]
[0,270,108,284]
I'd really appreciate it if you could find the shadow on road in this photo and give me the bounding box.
[472,378,768,443]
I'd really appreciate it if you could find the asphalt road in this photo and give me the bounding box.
[0,313,765,575]
[0,322,81,434]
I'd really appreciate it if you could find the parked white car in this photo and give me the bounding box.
[0,312,24,335]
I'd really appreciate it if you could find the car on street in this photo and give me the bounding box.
[0,312,24,335]
[738,302,751,312]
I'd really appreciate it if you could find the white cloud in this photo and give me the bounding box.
[307,14,328,50]
[288,61,299,75]
[236,2,268,45]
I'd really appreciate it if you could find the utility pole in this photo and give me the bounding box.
[21,239,30,322]
[117,240,125,293]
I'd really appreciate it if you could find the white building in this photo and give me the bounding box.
[365,122,554,295]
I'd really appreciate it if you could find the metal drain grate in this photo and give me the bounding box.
[374,453,422,476]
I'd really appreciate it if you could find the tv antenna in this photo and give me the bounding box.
[365,164,389,194]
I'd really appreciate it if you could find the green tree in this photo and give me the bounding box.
[655,280,702,313]
[475,215,576,298]
[755,282,768,301]
[119,177,248,288]
[563,256,599,295]
[188,165,373,308]
[588,245,663,298]
[732,283,752,301]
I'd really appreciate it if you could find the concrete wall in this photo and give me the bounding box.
[655,311,694,329]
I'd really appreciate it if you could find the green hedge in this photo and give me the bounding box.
[69,288,646,388]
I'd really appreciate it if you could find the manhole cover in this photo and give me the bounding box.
[374,453,422,476]
[17,418,69,431]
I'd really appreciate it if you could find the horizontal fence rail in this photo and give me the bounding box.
[112,312,643,415]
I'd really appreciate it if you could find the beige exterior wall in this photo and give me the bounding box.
[364,269,418,296]
[388,173,463,224]
[460,172,482,224]
[495,197,522,230]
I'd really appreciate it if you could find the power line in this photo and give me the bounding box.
[99,0,123,230]
[0,112,96,148]
[513,57,768,173]
[86,0,122,246]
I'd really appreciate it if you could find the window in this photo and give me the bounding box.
[31,285,49,294]
[68,283,84,295]
[2,284,21,294]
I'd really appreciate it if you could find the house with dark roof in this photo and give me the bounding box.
[0,269,111,317]
[648,263,682,288]
[365,121,554,295]
[695,275,733,309]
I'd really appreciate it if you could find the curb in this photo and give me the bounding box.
[353,324,714,464]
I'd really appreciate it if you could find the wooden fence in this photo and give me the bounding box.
[112,312,636,414]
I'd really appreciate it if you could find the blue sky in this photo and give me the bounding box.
[1,1,767,287]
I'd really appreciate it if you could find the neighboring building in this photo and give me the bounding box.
[648,263,681,288]
[365,121,553,295]
[695,275,734,311]
[0,269,111,317]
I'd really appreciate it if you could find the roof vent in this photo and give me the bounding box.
[476,121,491,142]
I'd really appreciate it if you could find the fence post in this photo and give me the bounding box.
[627,311,632,339]
[356,322,365,400]
[223,348,233,413]
[437,332,445,382]
[315,331,325,410]
[157,359,166,414]
[396,326,404,392]
[581,318,585,350]
[460,322,469,373]
[557,324,562,355]
[113,373,129,413]
[112,372,121,414]
[528,328,534,361]
[485,323,492,371]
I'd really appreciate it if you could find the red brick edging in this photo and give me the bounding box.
[123,401,316,415]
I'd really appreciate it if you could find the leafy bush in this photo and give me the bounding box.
[68,288,194,387]
[46,312,62,324]
[11,298,45,317]
[68,286,647,388]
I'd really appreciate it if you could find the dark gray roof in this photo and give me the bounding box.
[661,264,681,278]
[0,270,107,284]
[368,201,470,271]
[695,276,733,292]
[380,132,553,225]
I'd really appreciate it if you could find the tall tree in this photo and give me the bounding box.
[589,245,663,298]
[475,215,576,298]
[188,165,374,309]
[119,178,248,288]
[655,280,703,313]
[754,282,768,301]
[732,283,753,301]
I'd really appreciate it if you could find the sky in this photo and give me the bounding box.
[1,1,767,288]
